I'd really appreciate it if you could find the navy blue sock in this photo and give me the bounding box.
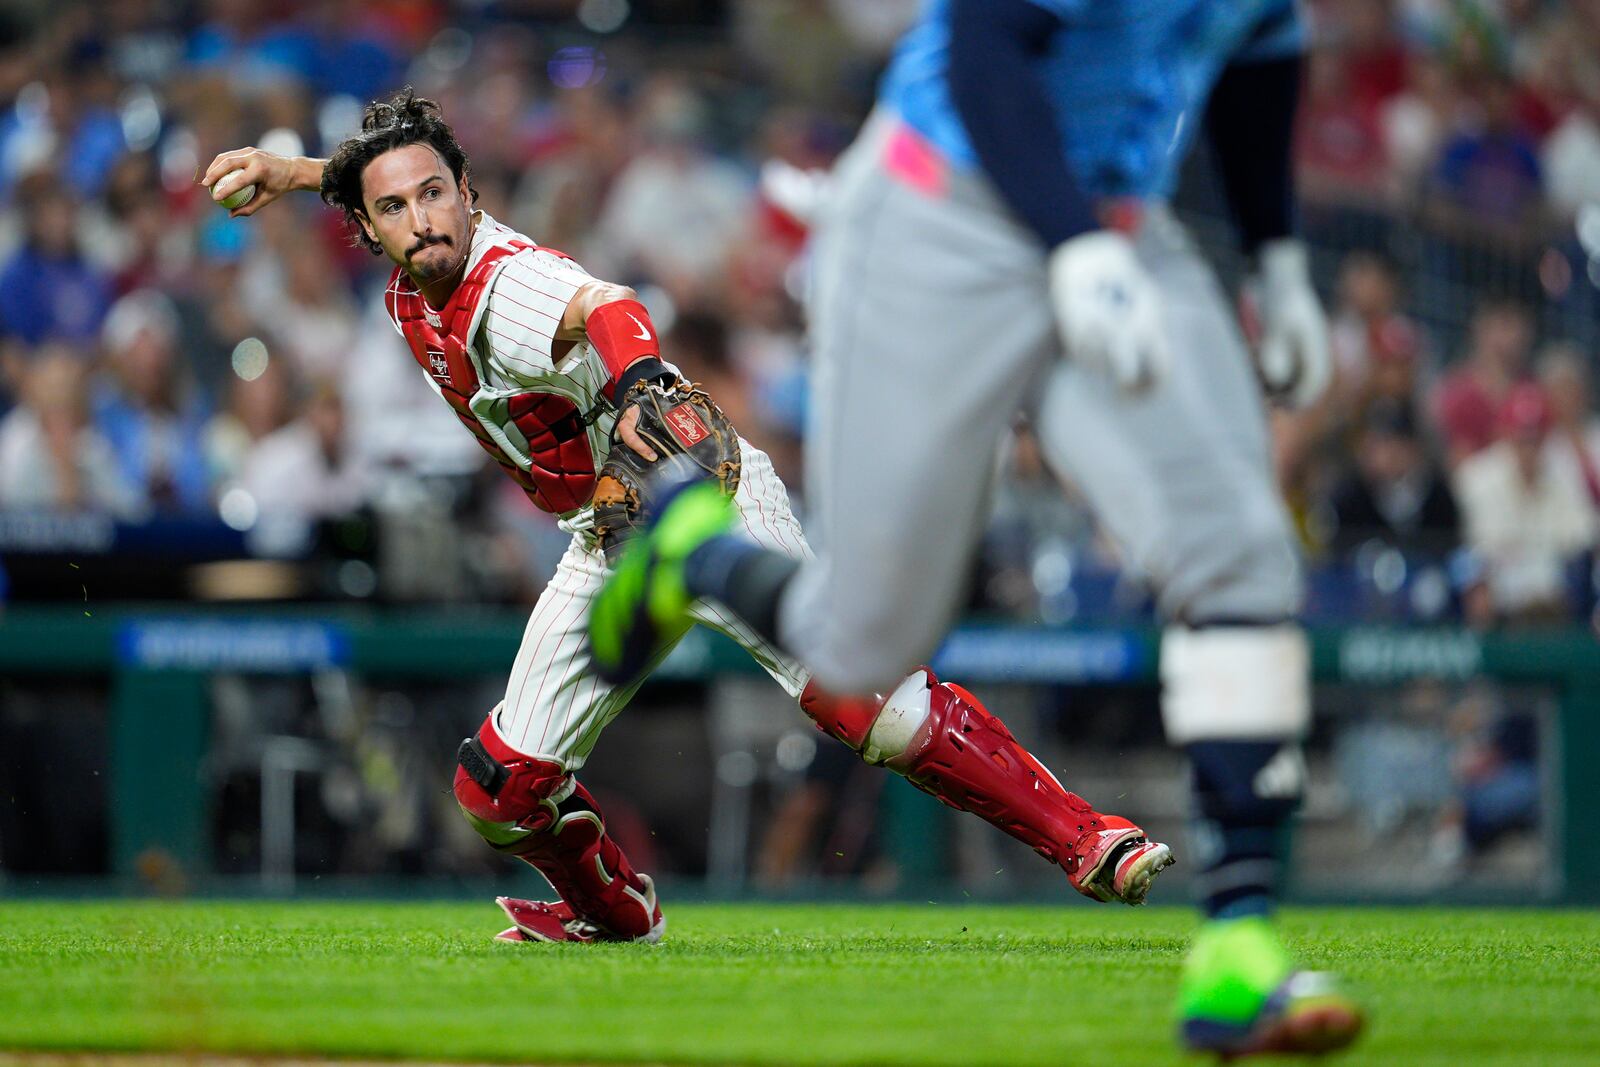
[1186,740,1302,920]
[682,535,798,647]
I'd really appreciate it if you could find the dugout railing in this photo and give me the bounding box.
[0,604,1595,903]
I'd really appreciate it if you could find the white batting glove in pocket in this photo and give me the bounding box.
[1243,238,1331,408]
[1048,230,1170,394]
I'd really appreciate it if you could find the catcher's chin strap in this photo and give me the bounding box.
[800,670,1110,873]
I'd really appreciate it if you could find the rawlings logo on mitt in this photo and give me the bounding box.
[591,378,740,556]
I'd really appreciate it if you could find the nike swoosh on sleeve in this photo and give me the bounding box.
[625,312,652,341]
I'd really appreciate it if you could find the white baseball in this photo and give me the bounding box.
[215,170,256,210]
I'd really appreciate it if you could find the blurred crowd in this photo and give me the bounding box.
[0,0,1596,628]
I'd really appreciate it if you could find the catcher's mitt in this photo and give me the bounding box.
[591,378,740,556]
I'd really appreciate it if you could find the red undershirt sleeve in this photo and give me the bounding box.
[585,298,673,400]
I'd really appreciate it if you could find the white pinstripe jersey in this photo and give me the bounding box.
[385,212,642,526]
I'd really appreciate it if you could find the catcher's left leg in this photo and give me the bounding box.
[461,532,685,944]
[800,670,1172,904]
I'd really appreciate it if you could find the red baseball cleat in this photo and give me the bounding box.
[493,895,666,944]
[1064,817,1175,905]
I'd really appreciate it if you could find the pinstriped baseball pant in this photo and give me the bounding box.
[492,439,810,768]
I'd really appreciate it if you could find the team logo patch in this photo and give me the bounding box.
[664,403,709,447]
[426,345,449,378]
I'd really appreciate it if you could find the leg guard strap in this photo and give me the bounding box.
[452,710,572,845]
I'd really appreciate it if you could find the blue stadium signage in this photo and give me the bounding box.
[117,620,351,672]
[931,628,1143,683]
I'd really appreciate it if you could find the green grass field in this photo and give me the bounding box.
[0,901,1597,1065]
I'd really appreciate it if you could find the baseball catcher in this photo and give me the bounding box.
[203,89,1172,947]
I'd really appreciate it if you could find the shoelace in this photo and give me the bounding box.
[562,918,603,939]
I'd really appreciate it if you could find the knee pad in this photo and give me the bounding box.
[800,671,933,764]
[1160,625,1310,745]
[453,707,573,848]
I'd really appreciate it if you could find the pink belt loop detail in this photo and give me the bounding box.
[883,121,949,197]
[1098,197,1145,234]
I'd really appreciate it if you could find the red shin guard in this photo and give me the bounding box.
[454,716,661,940]
[800,673,1111,878]
[502,781,661,940]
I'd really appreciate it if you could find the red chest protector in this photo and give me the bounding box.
[386,243,601,515]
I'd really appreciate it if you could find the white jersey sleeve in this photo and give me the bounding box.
[479,250,594,385]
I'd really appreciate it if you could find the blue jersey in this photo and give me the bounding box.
[879,0,1304,202]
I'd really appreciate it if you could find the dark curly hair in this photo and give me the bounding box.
[320,88,479,255]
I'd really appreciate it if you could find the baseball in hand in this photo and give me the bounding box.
[215,170,256,210]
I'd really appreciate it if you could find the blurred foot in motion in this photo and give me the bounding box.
[1178,915,1362,1058]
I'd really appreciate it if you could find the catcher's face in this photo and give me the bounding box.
[358,144,473,284]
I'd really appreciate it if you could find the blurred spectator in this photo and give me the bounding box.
[1325,399,1460,558]
[1382,54,1458,193]
[301,0,409,102]
[0,40,128,200]
[1537,343,1600,514]
[1521,1,1600,127]
[593,78,752,306]
[1426,74,1545,236]
[92,289,213,514]
[238,379,368,528]
[175,215,259,398]
[1454,383,1595,624]
[1453,707,1541,854]
[825,0,922,57]
[1296,49,1391,204]
[245,229,358,385]
[0,348,135,514]
[86,151,193,296]
[1332,678,1454,841]
[204,354,293,486]
[0,168,112,349]
[1330,0,1411,105]
[754,738,889,888]
[733,1,869,110]
[511,85,635,259]
[341,300,484,476]
[983,425,1099,620]
[1432,300,1533,467]
[1432,687,1541,868]
[184,1,318,88]
[1542,95,1600,220]
[1329,251,1429,410]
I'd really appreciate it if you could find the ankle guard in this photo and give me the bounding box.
[453,711,660,939]
[800,671,1110,872]
[506,781,661,940]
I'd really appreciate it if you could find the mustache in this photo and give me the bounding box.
[407,234,452,256]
